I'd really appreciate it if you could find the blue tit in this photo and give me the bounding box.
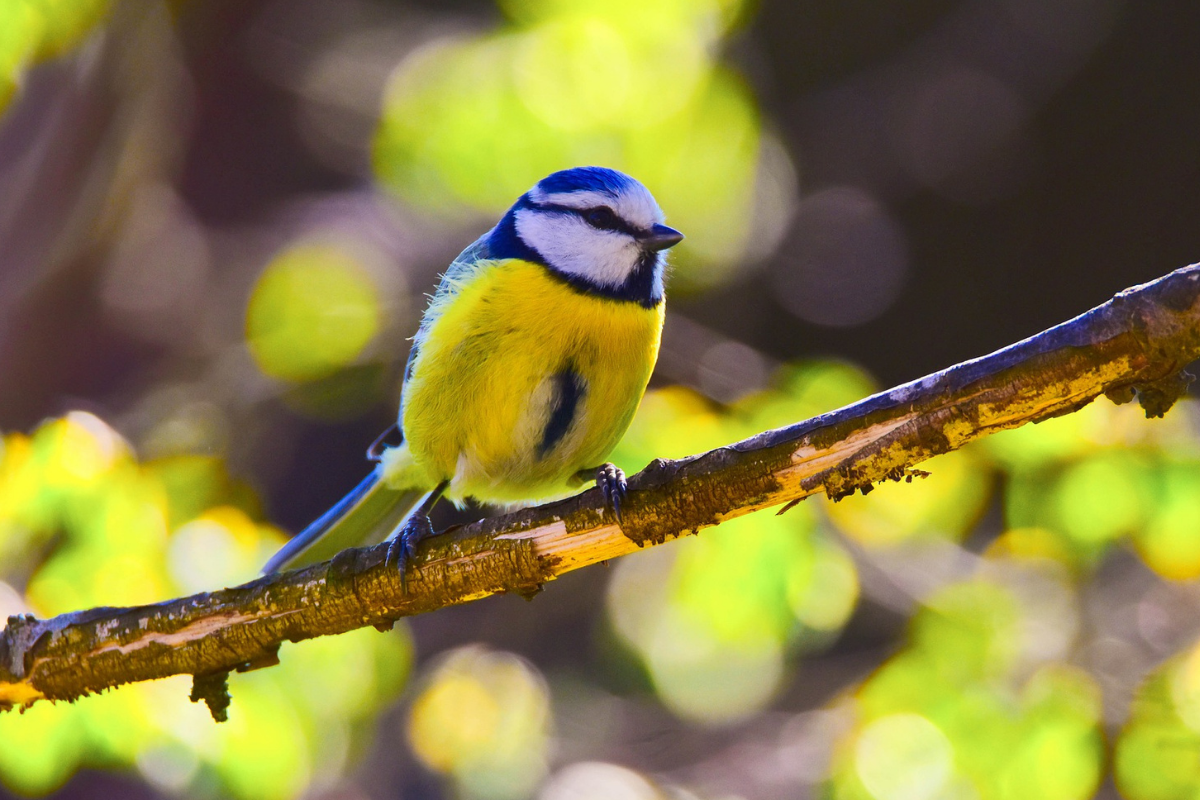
[263,167,683,574]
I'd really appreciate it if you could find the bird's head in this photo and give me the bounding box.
[489,167,683,306]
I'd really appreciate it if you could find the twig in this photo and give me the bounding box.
[3,264,1200,719]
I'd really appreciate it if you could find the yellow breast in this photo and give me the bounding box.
[399,259,664,504]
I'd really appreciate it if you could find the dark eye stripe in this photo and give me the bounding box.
[533,201,638,236]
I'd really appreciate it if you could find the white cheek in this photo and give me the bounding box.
[515,210,640,287]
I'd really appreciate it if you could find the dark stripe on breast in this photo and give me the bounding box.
[538,367,585,458]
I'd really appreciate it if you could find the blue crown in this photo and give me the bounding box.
[534,166,638,197]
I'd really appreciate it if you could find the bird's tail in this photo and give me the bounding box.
[262,467,430,573]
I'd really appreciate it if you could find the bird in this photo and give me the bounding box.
[263,166,683,575]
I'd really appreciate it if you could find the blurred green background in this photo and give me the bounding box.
[2,1,1200,798]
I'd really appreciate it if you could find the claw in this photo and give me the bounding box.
[595,463,627,523]
[385,479,450,591]
[386,512,436,591]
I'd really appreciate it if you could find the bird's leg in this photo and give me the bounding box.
[574,463,627,523]
[386,479,450,588]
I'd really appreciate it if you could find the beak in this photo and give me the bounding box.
[639,223,684,252]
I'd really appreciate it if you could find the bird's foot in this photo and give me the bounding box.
[386,512,436,590]
[596,462,627,523]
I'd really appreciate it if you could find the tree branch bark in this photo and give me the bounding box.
[4,264,1200,718]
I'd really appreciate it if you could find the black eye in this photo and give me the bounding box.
[584,207,619,230]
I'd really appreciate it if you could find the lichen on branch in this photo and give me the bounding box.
[4,263,1200,720]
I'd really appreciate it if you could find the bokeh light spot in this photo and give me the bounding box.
[697,340,768,404]
[770,187,908,327]
[789,535,859,631]
[644,607,785,724]
[408,647,551,800]
[1116,646,1200,800]
[1053,454,1149,545]
[0,699,85,795]
[514,19,632,130]
[213,679,311,800]
[56,411,127,483]
[1132,463,1200,580]
[168,507,280,594]
[608,506,831,724]
[895,69,1033,204]
[246,243,381,382]
[855,713,954,800]
[539,762,661,800]
[913,581,1023,683]
[135,742,200,794]
[0,0,111,114]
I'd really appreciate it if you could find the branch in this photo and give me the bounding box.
[4,264,1200,718]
